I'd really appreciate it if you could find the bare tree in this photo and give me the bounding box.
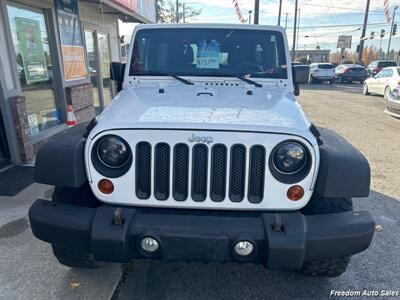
[156,0,202,23]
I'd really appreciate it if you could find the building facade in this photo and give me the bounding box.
[0,0,155,167]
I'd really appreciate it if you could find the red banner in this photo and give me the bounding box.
[112,0,137,12]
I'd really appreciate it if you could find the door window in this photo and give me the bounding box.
[7,3,61,136]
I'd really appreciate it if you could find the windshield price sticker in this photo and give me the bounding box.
[197,39,220,69]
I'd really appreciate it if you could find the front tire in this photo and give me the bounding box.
[384,86,391,100]
[363,83,370,95]
[299,195,353,277]
[51,184,100,269]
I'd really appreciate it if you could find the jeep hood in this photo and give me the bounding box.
[91,83,315,143]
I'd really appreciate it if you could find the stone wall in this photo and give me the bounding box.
[66,83,96,124]
[9,96,34,163]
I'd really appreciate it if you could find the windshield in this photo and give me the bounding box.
[379,61,397,68]
[129,28,288,79]
[318,64,334,69]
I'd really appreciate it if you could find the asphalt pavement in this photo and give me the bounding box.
[0,83,399,300]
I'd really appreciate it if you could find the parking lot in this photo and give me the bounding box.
[111,83,400,300]
[0,83,399,300]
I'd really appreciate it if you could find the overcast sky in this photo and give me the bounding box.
[119,0,400,53]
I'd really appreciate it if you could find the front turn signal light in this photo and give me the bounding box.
[287,185,304,201]
[98,179,114,194]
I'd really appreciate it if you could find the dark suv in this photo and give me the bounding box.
[366,60,397,77]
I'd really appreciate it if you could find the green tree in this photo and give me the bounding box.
[156,0,202,23]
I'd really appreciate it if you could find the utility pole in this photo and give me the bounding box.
[176,0,179,23]
[248,10,252,24]
[183,3,186,23]
[296,8,301,53]
[387,7,398,60]
[277,0,283,26]
[285,13,288,30]
[254,0,259,24]
[292,0,298,60]
[358,0,370,64]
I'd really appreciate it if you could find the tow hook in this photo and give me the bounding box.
[272,214,284,232]
[113,207,123,226]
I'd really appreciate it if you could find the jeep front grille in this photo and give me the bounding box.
[134,142,265,203]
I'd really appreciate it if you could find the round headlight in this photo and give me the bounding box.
[97,136,131,168]
[273,142,307,174]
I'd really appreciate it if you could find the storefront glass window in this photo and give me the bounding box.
[7,3,61,136]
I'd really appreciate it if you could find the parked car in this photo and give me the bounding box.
[363,67,400,99]
[366,60,397,77]
[29,24,374,278]
[309,63,335,83]
[335,64,368,84]
[385,87,400,118]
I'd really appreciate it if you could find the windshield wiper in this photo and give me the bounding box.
[137,72,194,85]
[170,74,194,85]
[236,76,263,88]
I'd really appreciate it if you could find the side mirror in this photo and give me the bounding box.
[110,62,126,92]
[292,65,310,96]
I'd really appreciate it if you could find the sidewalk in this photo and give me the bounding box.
[0,183,122,300]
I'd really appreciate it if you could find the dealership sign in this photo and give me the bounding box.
[55,0,87,81]
[337,35,352,49]
[112,0,156,23]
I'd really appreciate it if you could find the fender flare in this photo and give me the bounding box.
[315,127,370,198]
[34,123,90,188]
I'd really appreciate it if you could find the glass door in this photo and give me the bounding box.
[84,29,102,113]
[84,30,113,112]
[7,3,61,136]
[97,32,112,107]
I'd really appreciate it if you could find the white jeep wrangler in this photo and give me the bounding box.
[29,24,374,277]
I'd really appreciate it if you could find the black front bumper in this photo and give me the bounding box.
[29,200,375,269]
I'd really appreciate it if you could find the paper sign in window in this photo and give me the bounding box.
[197,40,220,69]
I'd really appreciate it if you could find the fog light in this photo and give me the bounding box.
[287,185,304,201]
[140,237,160,253]
[234,241,254,256]
[98,179,114,194]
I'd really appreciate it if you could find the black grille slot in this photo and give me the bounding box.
[135,142,152,199]
[173,144,189,201]
[210,144,227,202]
[154,143,170,200]
[229,144,246,202]
[248,146,266,203]
[191,144,208,202]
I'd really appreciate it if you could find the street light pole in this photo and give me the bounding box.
[358,0,370,64]
[176,0,179,23]
[387,7,398,60]
[277,0,283,26]
[292,0,298,60]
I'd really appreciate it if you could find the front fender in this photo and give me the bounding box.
[34,124,88,188]
[315,127,370,198]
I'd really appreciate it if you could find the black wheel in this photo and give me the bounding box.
[310,75,317,84]
[299,195,353,277]
[300,256,351,277]
[363,83,370,96]
[51,183,100,268]
[338,76,345,84]
[52,245,98,269]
